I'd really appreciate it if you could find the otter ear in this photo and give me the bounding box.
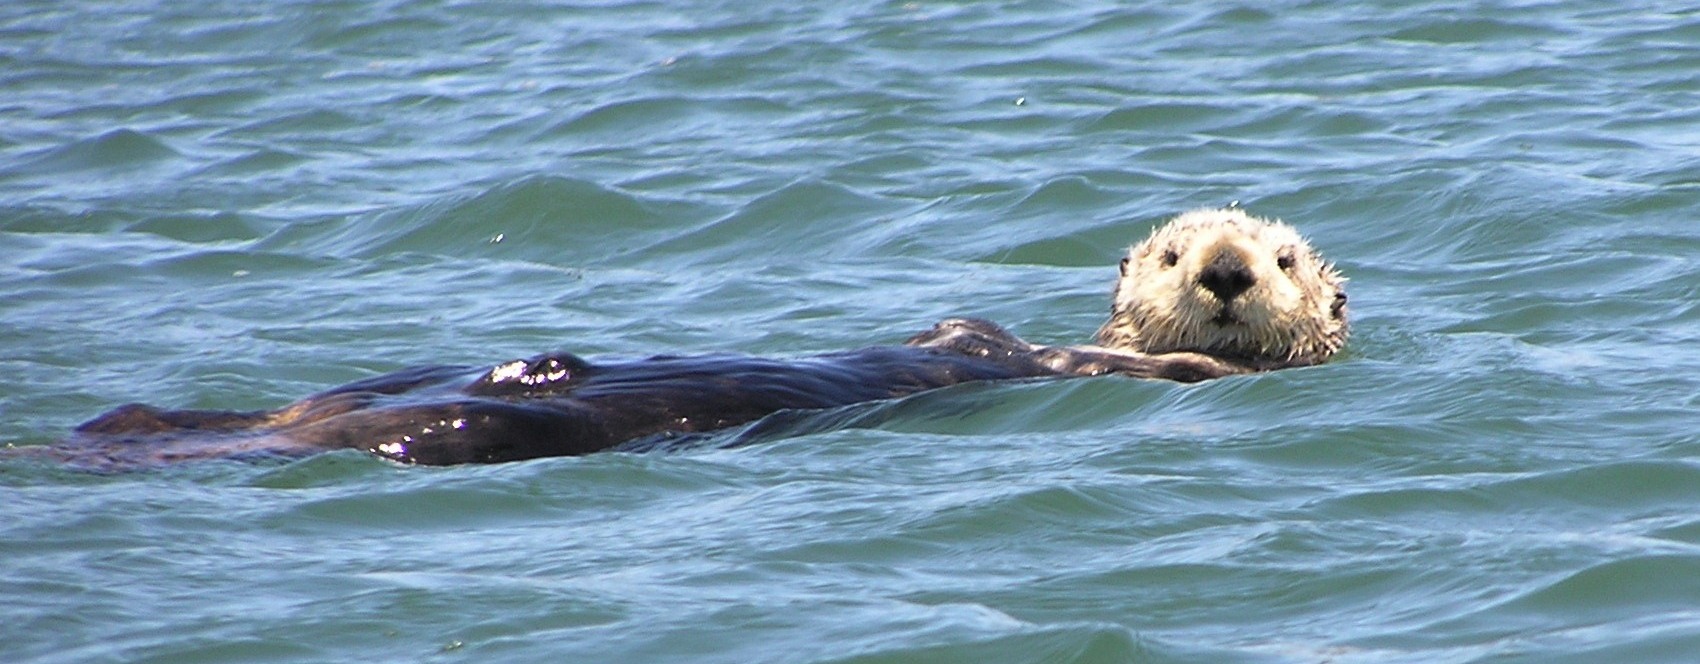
[1119,256,1130,276]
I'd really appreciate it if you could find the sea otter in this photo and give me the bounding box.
[37,208,1347,467]
[1094,207,1348,368]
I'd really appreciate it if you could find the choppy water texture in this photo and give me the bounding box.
[4,1,1700,662]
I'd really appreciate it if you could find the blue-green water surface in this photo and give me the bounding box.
[4,1,1700,662]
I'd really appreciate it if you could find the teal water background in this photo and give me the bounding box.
[4,1,1700,662]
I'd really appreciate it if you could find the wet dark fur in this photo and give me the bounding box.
[36,319,1244,467]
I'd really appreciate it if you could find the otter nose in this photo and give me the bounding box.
[1198,253,1256,302]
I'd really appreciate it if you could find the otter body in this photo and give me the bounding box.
[48,319,1240,467]
[41,208,1346,467]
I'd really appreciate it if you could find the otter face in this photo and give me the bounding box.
[1094,208,1348,367]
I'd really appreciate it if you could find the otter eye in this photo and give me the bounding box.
[1276,252,1296,271]
[1160,249,1179,267]
[1119,256,1130,276]
[1331,291,1347,318]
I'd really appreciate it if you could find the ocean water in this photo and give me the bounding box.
[3,0,1699,661]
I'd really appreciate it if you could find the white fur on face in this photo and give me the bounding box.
[1095,208,1347,366]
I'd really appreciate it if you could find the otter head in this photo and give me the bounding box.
[1094,208,1348,367]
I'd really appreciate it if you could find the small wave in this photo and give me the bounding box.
[256,174,672,263]
[630,178,908,266]
[539,96,704,141]
[14,128,180,174]
[1087,102,1242,134]
[813,620,1150,664]
[1388,17,1566,45]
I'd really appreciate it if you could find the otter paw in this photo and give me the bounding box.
[468,352,594,396]
[904,317,1035,359]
